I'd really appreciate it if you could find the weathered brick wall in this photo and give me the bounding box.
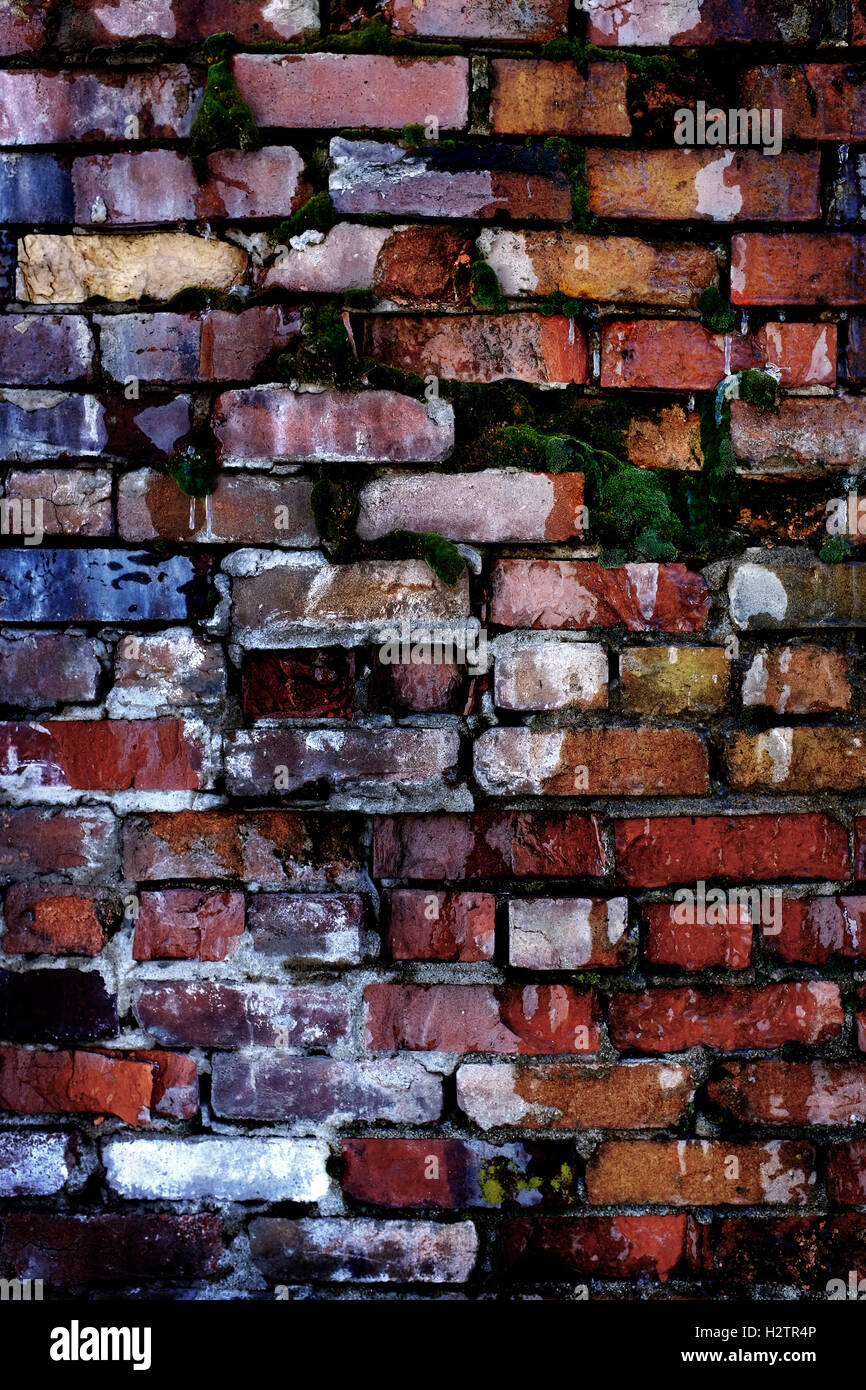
[1,0,866,1300]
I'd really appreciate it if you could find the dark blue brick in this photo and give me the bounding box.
[0,153,73,223]
[0,550,194,622]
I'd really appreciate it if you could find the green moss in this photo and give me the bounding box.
[278,303,363,388]
[167,447,219,498]
[310,469,360,557]
[189,33,261,183]
[543,137,592,229]
[470,259,506,312]
[738,368,782,412]
[270,192,339,245]
[341,287,377,311]
[820,537,852,563]
[699,285,737,334]
[277,14,460,56]
[536,290,592,320]
[384,529,467,586]
[401,122,427,146]
[548,1162,577,1206]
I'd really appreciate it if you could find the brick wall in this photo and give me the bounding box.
[1,0,866,1301]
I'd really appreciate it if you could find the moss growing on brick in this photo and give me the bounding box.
[820,537,852,563]
[401,123,427,147]
[166,447,219,498]
[311,470,361,557]
[383,529,467,586]
[470,259,506,312]
[189,32,261,183]
[699,285,737,334]
[269,192,339,246]
[278,303,364,388]
[543,137,593,230]
[278,14,460,56]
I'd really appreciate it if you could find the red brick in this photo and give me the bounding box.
[742,65,866,141]
[699,1215,866,1288]
[341,1137,571,1209]
[731,397,866,472]
[509,897,631,969]
[110,632,226,718]
[731,233,866,306]
[0,720,212,792]
[479,228,716,308]
[73,148,309,225]
[587,148,820,222]
[644,902,752,971]
[3,884,114,956]
[390,0,568,41]
[373,811,605,879]
[601,319,833,391]
[213,387,453,466]
[475,727,708,796]
[234,54,468,131]
[457,1059,694,1129]
[0,1213,221,1284]
[856,0,866,44]
[387,890,495,961]
[261,222,474,304]
[136,982,348,1049]
[100,307,300,385]
[226,727,458,796]
[826,1141,866,1203]
[610,983,842,1053]
[615,814,849,887]
[708,1060,866,1126]
[60,0,319,43]
[586,1140,816,1206]
[727,727,866,792]
[742,645,851,712]
[118,472,314,546]
[127,1050,198,1121]
[0,69,200,144]
[767,897,866,965]
[0,634,100,708]
[0,315,93,384]
[0,1047,154,1126]
[502,1215,689,1282]
[490,560,710,632]
[358,470,585,543]
[490,60,630,136]
[364,313,586,386]
[364,983,598,1054]
[0,808,118,881]
[0,0,46,54]
[123,811,362,886]
[133,889,245,962]
[384,660,468,714]
[242,650,355,720]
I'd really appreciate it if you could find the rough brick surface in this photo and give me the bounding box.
[1,0,864,1310]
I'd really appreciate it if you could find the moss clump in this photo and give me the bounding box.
[738,367,782,413]
[189,32,261,183]
[278,303,363,388]
[548,1162,577,1206]
[477,1158,542,1206]
[482,424,587,474]
[470,260,506,312]
[401,122,427,146]
[588,455,684,563]
[270,192,339,246]
[536,290,592,320]
[384,529,467,586]
[820,537,851,563]
[167,447,219,498]
[699,284,737,334]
